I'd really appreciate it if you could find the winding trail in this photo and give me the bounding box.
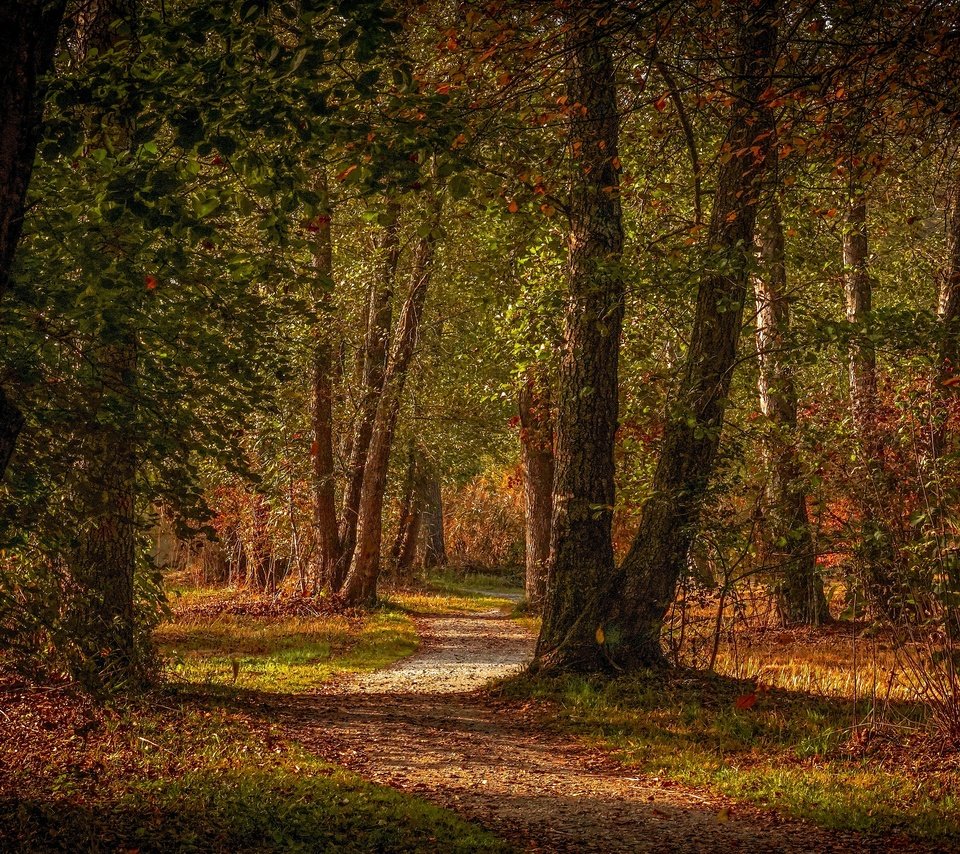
[280,604,947,853]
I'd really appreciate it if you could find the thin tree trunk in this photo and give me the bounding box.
[937,177,960,375]
[416,456,446,570]
[341,200,442,605]
[310,172,340,592]
[754,197,828,625]
[844,188,899,617]
[533,9,624,672]
[518,369,553,610]
[606,0,779,670]
[334,200,400,589]
[390,443,420,575]
[0,0,67,480]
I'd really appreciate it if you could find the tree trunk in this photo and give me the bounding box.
[843,189,899,617]
[310,172,340,592]
[518,369,553,610]
[754,198,828,625]
[0,0,67,480]
[533,9,624,672]
[66,0,141,687]
[937,176,960,375]
[334,201,400,589]
[416,456,446,570]
[605,0,779,670]
[67,338,138,684]
[341,200,441,605]
[390,443,420,576]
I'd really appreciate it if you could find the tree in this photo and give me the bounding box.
[342,194,443,605]
[518,368,553,609]
[754,195,828,625]
[535,5,624,671]
[0,0,67,480]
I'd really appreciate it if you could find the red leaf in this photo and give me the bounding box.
[734,692,757,710]
[144,275,158,290]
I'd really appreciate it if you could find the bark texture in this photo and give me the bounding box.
[754,199,828,625]
[518,370,553,610]
[0,0,67,480]
[606,0,779,669]
[67,0,141,686]
[534,10,624,671]
[342,200,441,605]
[68,339,138,682]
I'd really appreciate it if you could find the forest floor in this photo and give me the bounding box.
[2,579,959,851]
[278,597,954,853]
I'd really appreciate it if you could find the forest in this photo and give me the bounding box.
[3,0,960,851]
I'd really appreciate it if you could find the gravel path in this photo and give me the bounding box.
[280,605,948,853]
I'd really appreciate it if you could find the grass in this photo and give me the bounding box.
[0,681,511,853]
[501,667,960,842]
[384,580,521,616]
[156,609,418,693]
[1,579,511,851]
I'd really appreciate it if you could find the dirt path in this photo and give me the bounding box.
[281,606,946,853]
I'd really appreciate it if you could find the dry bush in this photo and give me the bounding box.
[443,468,524,572]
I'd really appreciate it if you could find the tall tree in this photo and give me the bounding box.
[310,171,340,591]
[341,196,442,605]
[0,0,67,479]
[535,6,624,670]
[334,201,400,589]
[607,0,778,669]
[754,196,828,625]
[65,0,140,686]
[843,184,900,616]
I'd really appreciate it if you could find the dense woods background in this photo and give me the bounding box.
[3,0,960,744]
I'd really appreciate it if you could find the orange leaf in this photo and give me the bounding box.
[336,164,358,182]
[734,692,757,710]
[654,94,669,112]
[144,275,158,291]
[507,199,519,214]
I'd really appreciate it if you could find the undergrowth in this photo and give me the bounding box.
[500,669,960,842]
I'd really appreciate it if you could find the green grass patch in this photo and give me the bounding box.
[386,584,519,616]
[157,609,418,693]
[501,670,959,842]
